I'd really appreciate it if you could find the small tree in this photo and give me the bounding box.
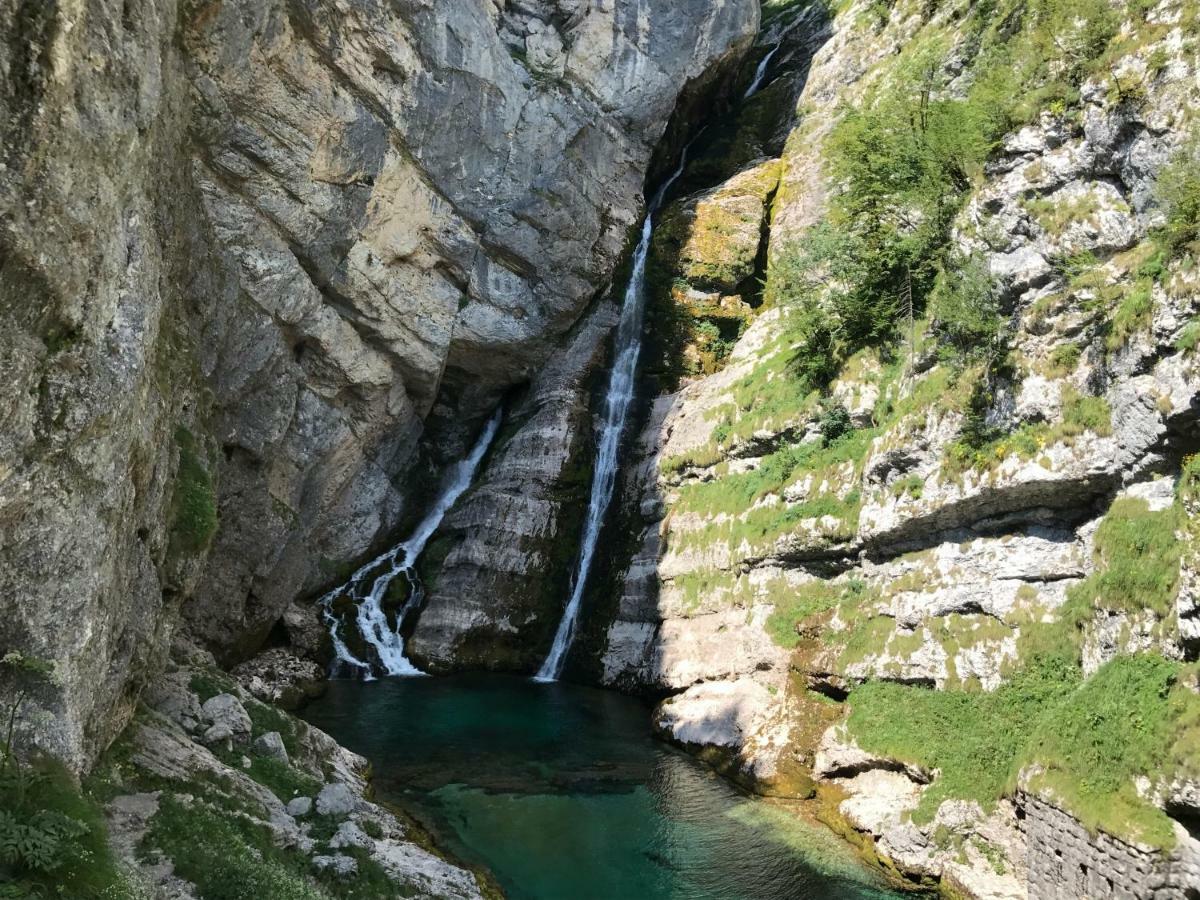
[929,252,1005,369]
[1156,135,1200,259]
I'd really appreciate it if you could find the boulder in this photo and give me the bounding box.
[199,694,251,745]
[252,732,289,764]
[312,855,358,879]
[316,782,358,819]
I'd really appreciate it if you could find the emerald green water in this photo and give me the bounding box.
[302,674,905,900]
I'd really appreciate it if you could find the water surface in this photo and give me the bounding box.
[302,674,904,900]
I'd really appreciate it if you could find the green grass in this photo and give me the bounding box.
[144,793,408,900]
[0,757,136,899]
[1019,655,1197,848]
[189,670,238,703]
[766,580,868,648]
[1045,342,1082,376]
[890,473,924,499]
[1176,317,1200,353]
[1068,497,1181,618]
[846,651,1081,826]
[245,696,303,757]
[1107,280,1155,350]
[846,482,1195,847]
[245,756,322,804]
[172,427,218,554]
[145,794,325,900]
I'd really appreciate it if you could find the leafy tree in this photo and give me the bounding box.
[929,252,1006,367]
[1155,135,1200,258]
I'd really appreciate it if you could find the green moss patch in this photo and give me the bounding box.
[766,579,870,648]
[172,427,218,554]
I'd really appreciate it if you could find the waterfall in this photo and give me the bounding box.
[533,143,697,684]
[743,44,780,98]
[320,408,503,679]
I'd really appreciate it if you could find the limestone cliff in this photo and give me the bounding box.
[0,0,757,770]
[593,0,1200,896]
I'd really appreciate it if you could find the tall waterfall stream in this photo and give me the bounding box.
[533,140,699,682]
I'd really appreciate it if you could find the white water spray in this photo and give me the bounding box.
[534,143,698,684]
[743,44,780,98]
[320,408,503,679]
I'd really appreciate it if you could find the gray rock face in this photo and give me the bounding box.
[1022,793,1200,900]
[180,0,758,662]
[312,855,359,880]
[316,781,358,819]
[252,730,289,764]
[104,660,483,899]
[407,301,619,671]
[0,0,756,769]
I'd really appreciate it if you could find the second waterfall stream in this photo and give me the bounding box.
[320,408,502,678]
[534,142,697,683]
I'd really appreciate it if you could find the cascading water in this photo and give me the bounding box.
[320,408,503,679]
[534,143,698,684]
[743,43,780,98]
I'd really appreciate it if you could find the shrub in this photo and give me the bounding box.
[817,405,853,444]
[1046,342,1082,375]
[929,252,1005,366]
[0,758,131,899]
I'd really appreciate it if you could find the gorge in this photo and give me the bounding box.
[2,0,1200,898]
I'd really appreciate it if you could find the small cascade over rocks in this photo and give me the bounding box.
[321,409,503,679]
[534,141,699,684]
[743,43,780,98]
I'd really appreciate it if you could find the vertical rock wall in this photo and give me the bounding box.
[0,0,758,770]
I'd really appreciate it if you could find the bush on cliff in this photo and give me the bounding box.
[768,0,1125,387]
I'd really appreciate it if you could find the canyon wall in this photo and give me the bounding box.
[467,0,1197,896]
[0,0,757,770]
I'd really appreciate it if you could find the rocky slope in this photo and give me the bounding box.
[95,641,487,899]
[587,0,1200,896]
[0,0,757,770]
